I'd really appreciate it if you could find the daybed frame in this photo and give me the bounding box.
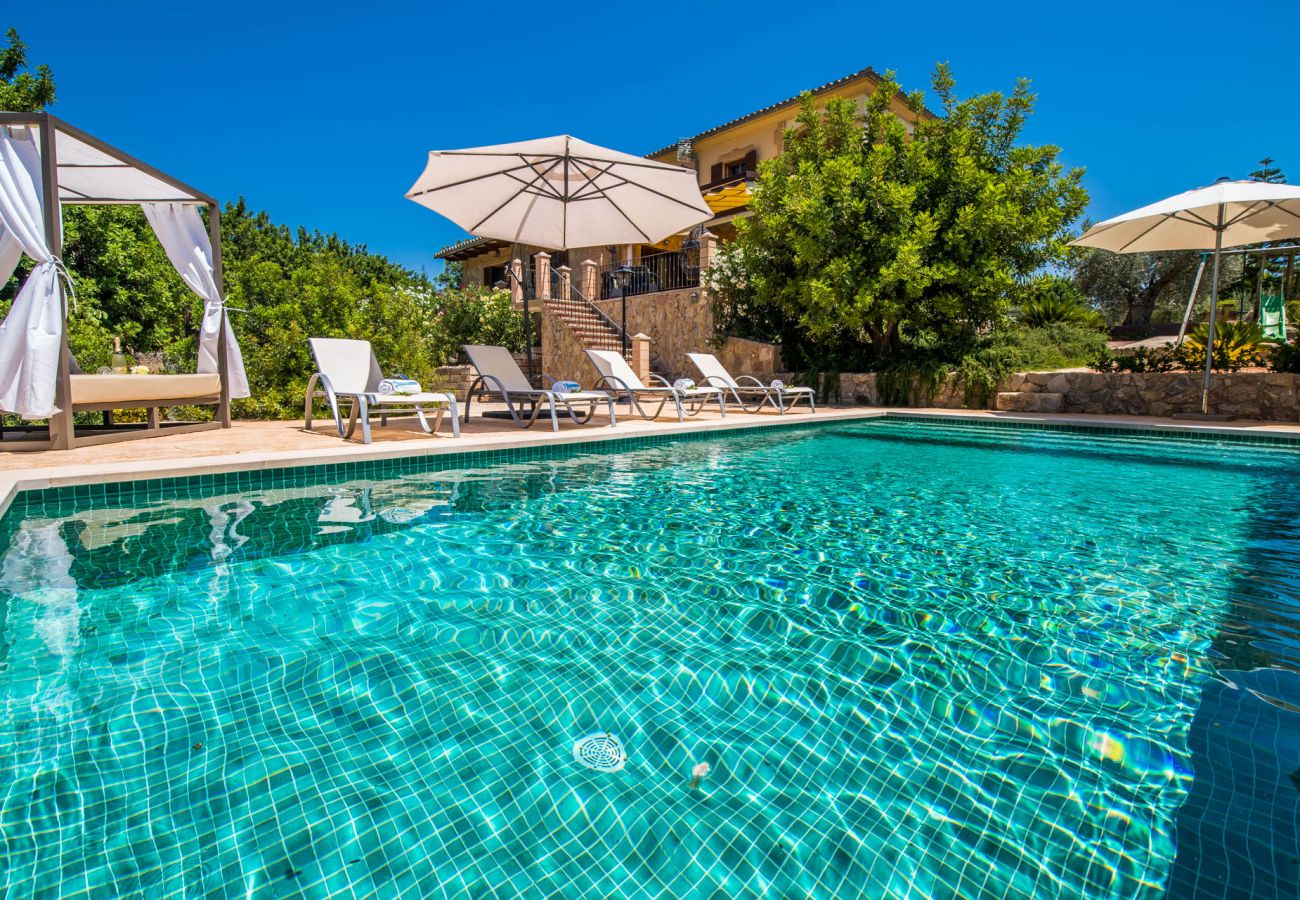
[0,112,231,450]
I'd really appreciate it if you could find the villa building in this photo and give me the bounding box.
[435,66,921,383]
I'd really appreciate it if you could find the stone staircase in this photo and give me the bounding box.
[544,294,630,360]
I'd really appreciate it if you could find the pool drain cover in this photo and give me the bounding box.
[573,732,627,773]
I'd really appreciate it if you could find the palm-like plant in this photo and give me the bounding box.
[1018,277,1108,331]
[1178,321,1268,371]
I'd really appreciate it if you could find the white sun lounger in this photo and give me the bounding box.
[584,349,724,421]
[305,337,459,442]
[462,344,616,430]
[687,352,816,414]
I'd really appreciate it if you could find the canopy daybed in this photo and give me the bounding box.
[0,112,247,449]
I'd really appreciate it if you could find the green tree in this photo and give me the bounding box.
[1068,243,1205,327]
[710,65,1087,368]
[0,28,54,112]
[1250,157,1286,184]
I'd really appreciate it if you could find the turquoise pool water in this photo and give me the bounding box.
[1,418,1298,898]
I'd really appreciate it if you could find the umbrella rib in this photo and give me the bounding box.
[1274,203,1300,225]
[501,164,566,202]
[468,157,565,235]
[557,162,655,241]
[600,167,713,215]
[1116,215,1175,253]
[566,159,620,203]
[560,154,707,214]
[605,199,653,244]
[406,157,559,198]
[569,170,629,204]
[1171,209,1217,229]
[435,148,696,172]
[1222,200,1269,228]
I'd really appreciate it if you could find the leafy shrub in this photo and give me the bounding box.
[1018,276,1107,331]
[1092,346,1178,373]
[879,324,1108,406]
[1270,338,1300,373]
[1175,321,1268,371]
[438,288,526,355]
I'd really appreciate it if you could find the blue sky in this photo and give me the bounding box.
[9,0,1294,273]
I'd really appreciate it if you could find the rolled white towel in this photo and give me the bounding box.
[673,378,696,391]
[551,380,582,394]
[378,377,422,395]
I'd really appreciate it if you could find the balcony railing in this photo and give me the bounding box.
[701,169,756,193]
[598,250,700,300]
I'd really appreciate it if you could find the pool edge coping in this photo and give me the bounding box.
[4,406,1300,518]
[0,410,886,518]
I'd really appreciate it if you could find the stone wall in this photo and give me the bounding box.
[590,288,714,381]
[1005,371,1300,420]
[717,337,782,381]
[839,372,967,408]
[838,370,1300,421]
[540,306,592,385]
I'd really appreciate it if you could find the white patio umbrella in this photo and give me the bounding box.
[1072,178,1300,414]
[406,135,711,383]
[405,134,712,249]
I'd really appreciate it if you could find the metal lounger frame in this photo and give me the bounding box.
[592,373,725,421]
[695,375,816,415]
[305,372,460,443]
[462,373,617,431]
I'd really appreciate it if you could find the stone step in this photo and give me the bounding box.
[995,391,1063,413]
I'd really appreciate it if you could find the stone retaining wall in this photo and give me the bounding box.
[540,307,590,385]
[718,337,782,381]
[839,373,967,408]
[590,288,713,381]
[541,287,737,384]
[839,370,1300,421]
[1006,370,1300,420]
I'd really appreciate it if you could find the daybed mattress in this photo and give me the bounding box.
[71,374,222,406]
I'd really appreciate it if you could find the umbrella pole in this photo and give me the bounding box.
[523,291,534,386]
[1200,204,1226,415]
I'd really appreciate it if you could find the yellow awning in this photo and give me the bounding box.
[703,181,751,214]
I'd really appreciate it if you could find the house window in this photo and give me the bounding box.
[708,149,758,185]
[483,265,506,288]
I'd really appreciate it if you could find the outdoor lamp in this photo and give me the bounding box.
[614,263,635,355]
[682,234,701,270]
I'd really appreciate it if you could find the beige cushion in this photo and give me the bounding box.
[369,391,455,405]
[71,373,222,406]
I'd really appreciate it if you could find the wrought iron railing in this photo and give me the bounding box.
[598,250,700,300]
[552,269,629,352]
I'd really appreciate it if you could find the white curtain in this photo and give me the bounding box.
[0,225,21,286]
[0,126,65,419]
[141,202,249,398]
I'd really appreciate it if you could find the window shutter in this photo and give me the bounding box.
[709,162,723,183]
[743,149,757,172]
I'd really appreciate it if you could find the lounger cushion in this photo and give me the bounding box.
[549,390,609,401]
[729,384,814,393]
[369,392,455,405]
[71,373,221,406]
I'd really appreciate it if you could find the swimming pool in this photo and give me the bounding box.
[0,417,1297,898]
